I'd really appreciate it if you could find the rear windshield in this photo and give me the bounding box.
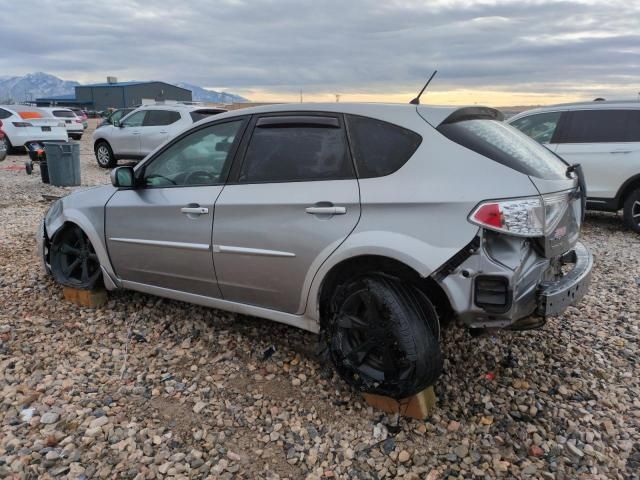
[438,119,568,180]
[190,110,225,122]
[53,110,76,118]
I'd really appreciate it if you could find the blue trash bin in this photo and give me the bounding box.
[44,142,81,187]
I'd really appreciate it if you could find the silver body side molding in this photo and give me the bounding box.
[213,245,296,257]
[110,237,211,251]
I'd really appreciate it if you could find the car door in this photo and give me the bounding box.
[105,118,248,297]
[110,110,147,157]
[140,109,182,156]
[212,113,361,314]
[554,109,640,200]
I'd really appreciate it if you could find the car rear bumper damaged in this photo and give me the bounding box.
[435,231,593,330]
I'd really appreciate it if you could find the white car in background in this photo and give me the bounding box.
[508,100,640,232]
[92,103,226,168]
[41,107,85,140]
[0,105,68,152]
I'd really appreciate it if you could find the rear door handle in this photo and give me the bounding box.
[181,206,209,215]
[305,206,347,215]
[611,150,632,154]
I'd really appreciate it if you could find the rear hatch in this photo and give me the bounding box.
[50,109,83,131]
[430,106,583,257]
[15,111,68,142]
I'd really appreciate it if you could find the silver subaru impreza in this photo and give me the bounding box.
[38,103,593,398]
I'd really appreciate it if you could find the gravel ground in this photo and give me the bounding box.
[0,120,638,479]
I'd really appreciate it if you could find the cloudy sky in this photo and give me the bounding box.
[2,0,639,105]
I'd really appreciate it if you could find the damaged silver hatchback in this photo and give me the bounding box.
[38,103,593,398]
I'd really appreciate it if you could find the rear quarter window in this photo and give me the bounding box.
[346,115,422,178]
[438,119,568,180]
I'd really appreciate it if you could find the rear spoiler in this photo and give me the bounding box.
[440,107,504,125]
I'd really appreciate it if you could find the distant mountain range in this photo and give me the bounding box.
[0,72,80,103]
[0,72,249,104]
[174,82,248,104]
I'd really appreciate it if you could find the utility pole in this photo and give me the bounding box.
[300,90,303,103]
[335,94,341,103]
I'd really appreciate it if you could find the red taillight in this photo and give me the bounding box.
[472,203,502,229]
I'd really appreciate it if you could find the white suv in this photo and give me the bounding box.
[508,101,640,232]
[41,107,84,140]
[92,104,226,168]
[0,105,68,152]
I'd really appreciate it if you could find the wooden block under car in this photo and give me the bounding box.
[363,386,437,420]
[63,287,107,308]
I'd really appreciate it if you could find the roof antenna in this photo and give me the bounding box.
[410,70,438,105]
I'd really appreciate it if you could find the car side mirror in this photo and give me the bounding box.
[114,120,122,128]
[111,166,136,188]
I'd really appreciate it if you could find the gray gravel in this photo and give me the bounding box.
[0,120,638,479]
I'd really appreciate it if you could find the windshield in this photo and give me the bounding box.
[438,119,568,180]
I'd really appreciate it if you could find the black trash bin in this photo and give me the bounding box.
[40,161,50,184]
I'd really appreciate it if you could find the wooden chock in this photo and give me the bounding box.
[363,386,437,420]
[63,287,108,308]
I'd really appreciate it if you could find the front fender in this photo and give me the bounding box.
[43,186,120,289]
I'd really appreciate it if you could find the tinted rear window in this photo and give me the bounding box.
[144,110,181,126]
[53,110,76,118]
[438,119,568,179]
[561,109,640,143]
[346,115,422,178]
[190,110,225,122]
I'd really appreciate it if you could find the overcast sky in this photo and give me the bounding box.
[2,0,639,105]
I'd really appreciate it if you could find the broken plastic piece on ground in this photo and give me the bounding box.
[485,372,496,381]
[261,345,276,361]
[132,332,147,343]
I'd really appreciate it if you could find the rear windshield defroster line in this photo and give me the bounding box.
[437,118,568,180]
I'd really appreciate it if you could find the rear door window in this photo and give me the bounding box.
[346,115,422,177]
[509,112,561,144]
[0,108,12,119]
[438,119,568,179]
[239,115,354,183]
[144,110,181,126]
[561,109,640,143]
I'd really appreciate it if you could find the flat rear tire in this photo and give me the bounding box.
[326,275,442,398]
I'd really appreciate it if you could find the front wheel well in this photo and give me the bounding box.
[94,138,110,150]
[318,255,453,330]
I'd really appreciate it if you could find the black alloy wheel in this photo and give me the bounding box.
[623,188,640,233]
[50,225,102,289]
[327,275,442,399]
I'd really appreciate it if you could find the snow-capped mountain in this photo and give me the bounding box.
[175,82,248,103]
[0,72,79,103]
[0,72,249,104]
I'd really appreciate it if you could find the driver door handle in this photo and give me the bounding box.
[305,206,347,215]
[181,206,209,215]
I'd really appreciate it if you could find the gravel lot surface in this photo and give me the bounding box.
[1,120,638,479]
